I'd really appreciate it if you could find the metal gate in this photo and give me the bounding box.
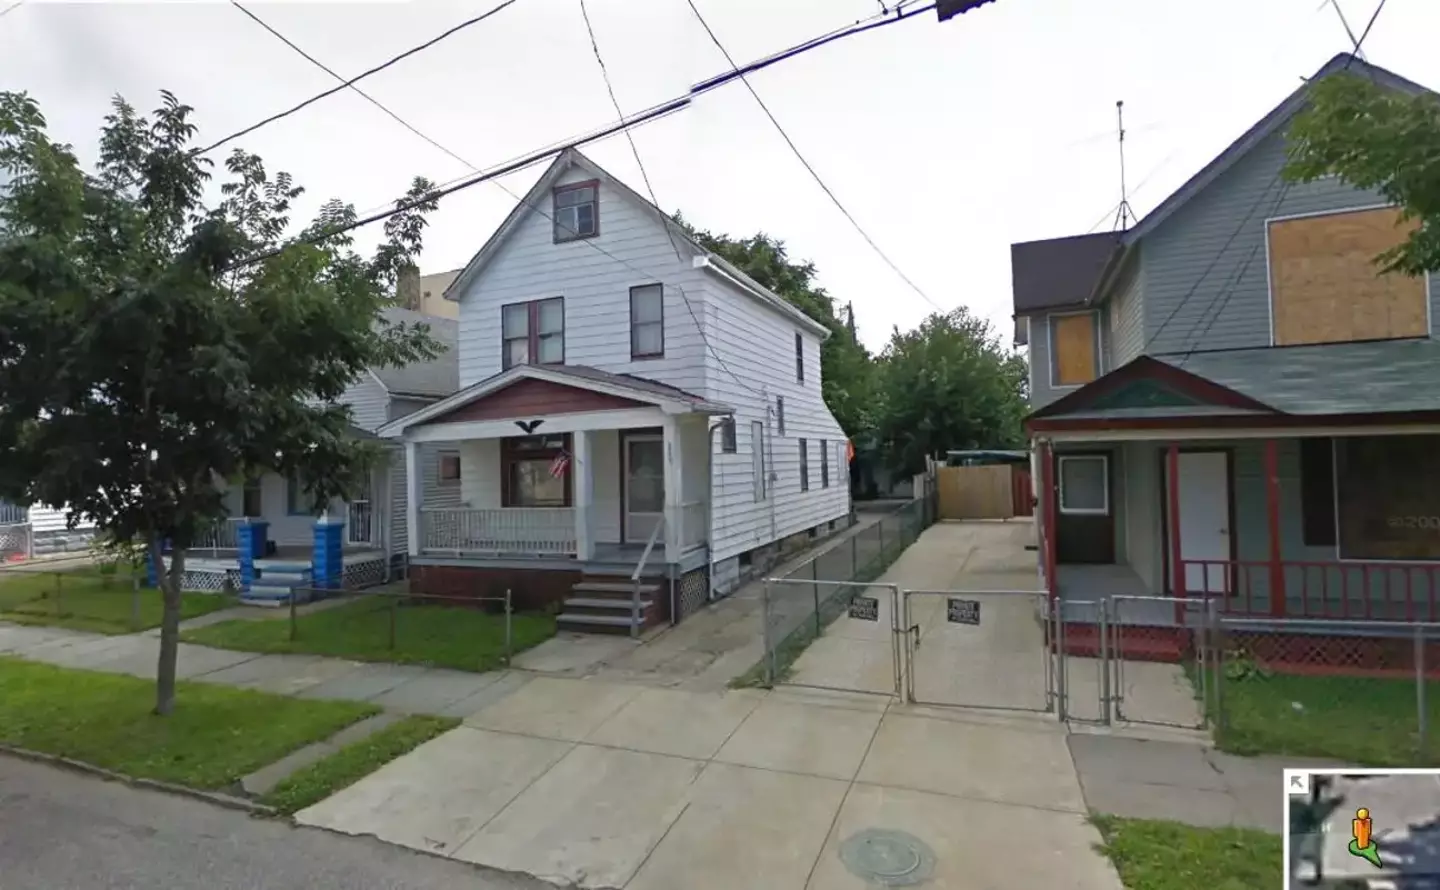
[761,577,903,698]
[1106,595,1215,731]
[900,588,1058,714]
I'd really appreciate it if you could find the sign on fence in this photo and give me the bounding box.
[848,596,880,622]
[946,598,981,625]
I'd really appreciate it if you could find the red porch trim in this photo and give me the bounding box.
[1166,444,1184,624]
[1027,355,1277,424]
[1264,439,1284,617]
[1030,408,1440,434]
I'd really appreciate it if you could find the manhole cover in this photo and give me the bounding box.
[838,828,936,886]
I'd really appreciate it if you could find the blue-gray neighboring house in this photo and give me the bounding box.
[1011,53,1440,669]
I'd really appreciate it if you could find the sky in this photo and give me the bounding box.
[2,0,1435,352]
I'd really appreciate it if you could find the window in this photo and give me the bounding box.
[751,421,767,501]
[1299,438,1336,547]
[820,438,829,488]
[1049,312,1100,388]
[776,397,785,436]
[438,451,461,484]
[630,283,664,358]
[1335,434,1440,560]
[552,180,598,242]
[242,478,263,518]
[286,473,317,516]
[799,438,810,492]
[719,418,737,454]
[501,435,571,507]
[1058,455,1108,515]
[501,297,565,369]
[795,332,805,383]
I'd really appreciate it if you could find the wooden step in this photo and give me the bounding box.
[556,613,640,635]
[572,580,661,597]
[564,597,654,611]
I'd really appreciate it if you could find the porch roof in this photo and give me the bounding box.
[1027,340,1440,437]
[376,364,731,438]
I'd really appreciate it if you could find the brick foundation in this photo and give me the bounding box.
[408,564,582,612]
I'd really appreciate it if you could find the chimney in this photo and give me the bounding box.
[397,264,421,311]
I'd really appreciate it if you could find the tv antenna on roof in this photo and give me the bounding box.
[1113,100,1136,232]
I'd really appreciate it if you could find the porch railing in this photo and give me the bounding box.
[194,518,249,555]
[1181,558,1440,621]
[347,501,374,546]
[420,507,576,557]
[672,500,707,552]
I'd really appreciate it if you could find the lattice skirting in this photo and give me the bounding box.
[342,557,387,590]
[675,567,709,623]
[178,568,235,594]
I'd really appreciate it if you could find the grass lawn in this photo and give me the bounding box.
[262,715,460,815]
[0,657,378,789]
[1091,815,1281,890]
[182,596,557,673]
[1215,670,1440,766]
[0,566,233,634]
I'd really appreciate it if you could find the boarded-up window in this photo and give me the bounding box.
[1268,206,1427,346]
[1050,312,1099,387]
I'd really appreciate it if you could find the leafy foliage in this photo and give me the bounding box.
[0,90,438,711]
[673,216,877,437]
[873,309,1028,476]
[1286,73,1440,275]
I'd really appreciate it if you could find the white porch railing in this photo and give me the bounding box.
[194,518,248,554]
[421,507,577,557]
[347,501,374,546]
[673,501,707,552]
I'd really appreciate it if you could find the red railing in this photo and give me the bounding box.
[1179,559,1440,621]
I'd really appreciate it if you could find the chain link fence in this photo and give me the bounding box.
[750,489,937,688]
[0,559,185,633]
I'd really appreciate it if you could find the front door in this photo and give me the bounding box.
[1166,450,1231,594]
[624,434,665,544]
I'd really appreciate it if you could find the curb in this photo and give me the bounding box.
[0,744,278,817]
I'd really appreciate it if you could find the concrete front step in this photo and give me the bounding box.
[241,584,314,608]
[259,571,311,586]
[555,612,641,635]
[571,580,661,597]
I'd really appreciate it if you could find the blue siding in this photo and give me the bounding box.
[1140,129,1440,355]
[1106,251,1146,367]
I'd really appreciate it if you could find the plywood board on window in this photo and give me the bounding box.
[1268,206,1427,346]
[937,465,1014,520]
[1052,313,1097,386]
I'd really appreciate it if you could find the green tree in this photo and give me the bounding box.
[0,91,438,714]
[1286,73,1440,274]
[873,308,1027,476]
[673,217,876,437]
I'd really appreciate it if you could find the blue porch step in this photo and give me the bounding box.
[241,564,315,608]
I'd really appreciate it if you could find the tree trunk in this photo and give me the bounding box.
[151,538,184,716]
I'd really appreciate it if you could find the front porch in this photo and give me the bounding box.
[382,364,729,635]
[1029,353,1440,669]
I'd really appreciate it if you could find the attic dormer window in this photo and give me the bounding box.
[553,180,598,243]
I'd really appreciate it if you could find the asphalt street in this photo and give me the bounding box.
[0,755,554,890]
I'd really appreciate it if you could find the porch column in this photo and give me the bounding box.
[1265,438,1284,617]
[404,439,420,558]
[1167,443,1185,624]
[1037,439,1058,604]
[662,416,681,561]
[572,430,595,560]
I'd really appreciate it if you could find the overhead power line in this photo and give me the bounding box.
[0,1,24,19]
[198,0,522,157]
[227,3,933,269]
[682,0,943,313]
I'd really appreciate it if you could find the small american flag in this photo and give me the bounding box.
[549,451,570,478]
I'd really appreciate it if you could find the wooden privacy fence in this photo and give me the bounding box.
[937,464,1030,520]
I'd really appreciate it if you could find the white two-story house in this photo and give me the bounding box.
[1011,53,1440,673]
[378,149,851,634]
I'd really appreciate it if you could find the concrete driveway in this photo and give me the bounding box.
[297,521,1126,890]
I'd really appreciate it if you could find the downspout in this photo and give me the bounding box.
[764,390,777,552]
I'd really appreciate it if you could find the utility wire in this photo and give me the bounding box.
[227,3,930,269]
[682,0,943,313]
[572,0,763,396]
[0,1,24,19]
[232,0,767,397]
[197,0,522,156]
